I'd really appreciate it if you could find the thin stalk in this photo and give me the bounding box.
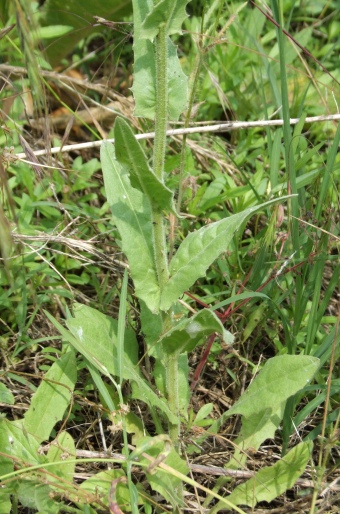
[153,23,168,182]
[169,44,203,260]
[153,23,180,445]
[166,354,181,448]
[152,23,169,289]
[309,305,340,514]
[175,21,204,214]
[270,1,299,254]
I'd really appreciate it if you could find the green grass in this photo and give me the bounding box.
[0,1,339,513]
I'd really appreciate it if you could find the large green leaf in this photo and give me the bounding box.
[160,197,293,311]
[37,0,132,66]
[136,437,188,509]
[0,418,44,514]
[213,441,312,512]
[114,117,174,212]
[45,307,178,424]
[153,310,233,418]
[227,355,319,420]
[79,469,131,510]
[0,492,11,514]
[17,481,60,514]
[131,0,188,120]
[159,308,234,356]
[101,141,160,313]
[66,303,138,375]
[46,431,76,483]
[23,350,77,444]
[0,418,45,468]
[141,0,190,39]
[209,355,319,467]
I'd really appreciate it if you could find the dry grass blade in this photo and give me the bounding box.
[14,113,340,159]
[0,24,15,41]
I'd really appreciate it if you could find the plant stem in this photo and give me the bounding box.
[166,353,181,447]
[153,23,167,182]
[152,23,169,289]
[153,23,180,444]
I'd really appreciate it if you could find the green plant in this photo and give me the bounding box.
[3,0,339,512]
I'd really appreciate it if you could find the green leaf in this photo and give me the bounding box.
[159,308,234,356]
[101,141,161,313]
[45,310,115,379]
[146,449,188,508]
[38,0,132,66]
[79,469,130,510]
[140,299,163,346]
[34,25,73,40]
[141,0,190,39]
[17,481,60,514]
[128,365,178,424]
[66,303,138,376]
[0,383,14,405]
[209,355,319,465]
[227,441,312,508]
[114,117,174,213]
[195,403,214,424]
[132,0,188,120]
[0,418,44,467]
[154,354,190,416]
[0,492,11,514]
[46,307,178,424]
[133,436,188,509]
[160,197,293,311]
[46,431,75,482]
[23,350,77,444]
[227,355,319,419]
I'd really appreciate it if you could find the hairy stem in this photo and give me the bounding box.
[153,23,180,443]
[152,23,169,289]
[166,354,181,449]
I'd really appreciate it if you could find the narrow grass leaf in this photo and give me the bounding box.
[227,441,312,508]
[294,142,323,172]
[315,122,340,221]
[114,117,175,213]
[101,141,160,312]
[161,197,293,311]
[269,129,282,189]
[117,269,129,385]
[23,350,77,444]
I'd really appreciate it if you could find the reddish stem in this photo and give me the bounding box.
[189,252,317,389]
